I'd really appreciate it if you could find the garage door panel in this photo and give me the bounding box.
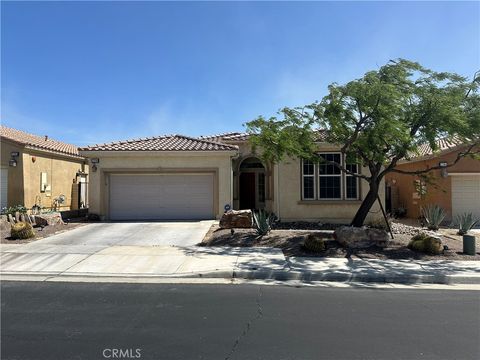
[109,174,214,220]
[451,175,480,221]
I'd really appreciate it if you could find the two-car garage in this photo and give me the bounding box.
[108,173,215,221]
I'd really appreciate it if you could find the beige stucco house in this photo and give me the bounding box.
[0,126,88,212]
[80,132,384,223]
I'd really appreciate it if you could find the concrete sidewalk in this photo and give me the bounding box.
[1,243,479,285]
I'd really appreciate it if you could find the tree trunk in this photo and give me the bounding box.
[350,180,380,227]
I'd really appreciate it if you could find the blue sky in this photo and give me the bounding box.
[1,1,479,146]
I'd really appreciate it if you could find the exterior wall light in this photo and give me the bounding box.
[9,159,17,167]
[439,161,448,178]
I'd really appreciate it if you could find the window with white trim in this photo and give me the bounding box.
[302,159,315,200]
[301,153,360,201]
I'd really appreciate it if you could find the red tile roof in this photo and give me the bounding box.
[0,125,82,158]
[80,134,238,152]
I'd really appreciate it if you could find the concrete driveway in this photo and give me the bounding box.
[33,221,215,247]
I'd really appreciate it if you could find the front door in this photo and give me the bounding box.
[240,172,256,210]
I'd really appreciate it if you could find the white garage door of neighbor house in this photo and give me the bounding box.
[109,174,214,220]
[0,167,8,210]
[451,175,480,221]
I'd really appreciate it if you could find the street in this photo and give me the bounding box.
[1,281,479,360]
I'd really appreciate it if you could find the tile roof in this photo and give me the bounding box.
[200,129,329,143]
[0,125,82,158]
[408,137,464,159]
[80,134,238,152]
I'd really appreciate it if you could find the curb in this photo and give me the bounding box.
[2,270,479,285]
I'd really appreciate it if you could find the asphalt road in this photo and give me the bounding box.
[1,282,479,360]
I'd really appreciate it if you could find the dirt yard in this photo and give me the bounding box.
[1,222,86,244]
[201,224,480,260]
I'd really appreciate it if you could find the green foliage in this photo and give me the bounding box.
[10,222,35,240]
[421,205,446,231]
[303,234,326,253]
[246,59,480,226]
[408,233,443,255]
[252,210,273,236]
[452,213,480,235]
[1,205,27,216]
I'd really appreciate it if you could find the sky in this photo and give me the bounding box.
[1,1,479,146]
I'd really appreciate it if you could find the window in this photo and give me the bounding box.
[301,153,360,201]
[302,160,315,200]
[318,153,342,199]
[345,156,359,200]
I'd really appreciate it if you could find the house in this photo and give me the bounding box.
[0,126,88,211]
[79,132,384,223]
[385,139,480,222]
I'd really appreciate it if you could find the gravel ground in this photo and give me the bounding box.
[202,223,480,260]
[1,222,86,244]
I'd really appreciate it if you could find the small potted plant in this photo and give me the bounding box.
[453,213,479,255]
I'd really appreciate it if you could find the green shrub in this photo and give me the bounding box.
[303,234,326,253]
[408,233,442,255]
[452,213,480,235]
[1,205,27,216]
[366,217,392,231]
[10,222,35,240]
[252,210,273,236]
[421,205,446,231]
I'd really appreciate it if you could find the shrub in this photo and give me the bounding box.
[1,205,27,216]
[303,234,326,253]
[421,205,446,231]
[408,233,442,255]
[10,222,35,240]
[452,213,480,235]
[366,216,392,231]
[252,210,273,236]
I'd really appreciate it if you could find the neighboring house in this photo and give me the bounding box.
[0,126,88,211]
[385,139,480,222]
[79,132,384,223]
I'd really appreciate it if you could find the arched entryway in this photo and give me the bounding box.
[238,157,266,210]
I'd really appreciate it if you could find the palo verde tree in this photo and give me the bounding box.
[246,59,480,227]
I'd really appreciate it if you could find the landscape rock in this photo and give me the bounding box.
[35,212,64,227]
[366,228,390,248]
[1,215,11,234]
[335,226,390,249]
[219,210,253,229]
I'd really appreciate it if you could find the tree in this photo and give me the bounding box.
[246,59,480,227]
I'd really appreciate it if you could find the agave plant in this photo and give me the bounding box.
[453,213,480,235]
[421,205,446,231]
[252,210,273,236]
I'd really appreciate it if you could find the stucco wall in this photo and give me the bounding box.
[386,148,480,220]
[83,152,234,220]
[1,140,25,206]
[22,150,85,210]
[274,157,384,223]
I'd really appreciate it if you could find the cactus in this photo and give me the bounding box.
[408,233,442,255]
[252,210,273,236]
[10,221,35,240]
[421,205,446,231]
[303,234,326,253]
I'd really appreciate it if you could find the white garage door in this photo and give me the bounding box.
[451,175,480,221]
[109,173,214,220]
[0,167,7,210]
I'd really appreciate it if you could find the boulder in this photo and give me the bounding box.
[335,226,390,249]
[366,228,390,248]
[1,215,11,235]
[219,210,253,229]
[35,212,64,227]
